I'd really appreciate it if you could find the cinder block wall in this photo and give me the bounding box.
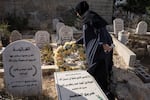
[0,0,113,29]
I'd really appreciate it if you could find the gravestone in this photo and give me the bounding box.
[135,21,147,35]
[3,40,42,96]
[113,18,124,37]
[56,22,65,35]
[52,18,59,32]
[54,70,108,100]
[35,31,50,49]
[57,25,74,45]
[10,30,22,42]
[147,45,150,56]
[118,30,129,44]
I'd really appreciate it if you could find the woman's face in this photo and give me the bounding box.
[76,12,82,18]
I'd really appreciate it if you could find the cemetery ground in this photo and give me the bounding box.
[0,31,150,100]
[0,49,119,100]
[0,47,150,100]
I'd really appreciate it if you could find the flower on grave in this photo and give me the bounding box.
[54,41,86,71]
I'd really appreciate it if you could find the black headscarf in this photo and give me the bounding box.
[75,1,89,16]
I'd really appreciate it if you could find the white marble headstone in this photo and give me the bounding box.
[3,40,42,96]
[57,25,74,45]
[113,18,124,36]
[54,70,108,100]
[35,31,50,49]
[135,21,147,35]
[10,30,22,42]
[52,18,59,31]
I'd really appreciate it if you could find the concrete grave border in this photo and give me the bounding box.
[112,35,136,68]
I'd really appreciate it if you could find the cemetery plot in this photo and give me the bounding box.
[54,70,108,100]
[2,40,42,96]
[40,44,54,65]
[54,41,86,71]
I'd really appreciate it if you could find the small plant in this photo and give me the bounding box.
[41,44,54,65]
[0,22,10,47]
[0,22,10,36]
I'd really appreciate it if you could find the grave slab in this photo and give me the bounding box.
[54,70,108,100]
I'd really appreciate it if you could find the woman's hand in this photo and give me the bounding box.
[102,44,112,53]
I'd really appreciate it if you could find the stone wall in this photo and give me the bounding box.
[0,0,113,29]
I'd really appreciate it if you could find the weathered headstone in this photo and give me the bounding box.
[118,30,129,44]
[57,25,74,45]
[147,45,150,56]
[54,70,108,100]
[113,18,124,37]
[3,40,42,96]
[10,30,22,42]
[56,22,65,35]
[35,31,50,49]
[135,21,147,35]
[52,18,59,32]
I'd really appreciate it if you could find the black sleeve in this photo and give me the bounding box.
[76,35,83,44]
[98,27,113,45]
[92,14,108,29]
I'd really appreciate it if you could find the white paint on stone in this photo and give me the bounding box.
[35,31,50,49]
[135,21,147,35]
[54,70,108,100]
[113,18,124,37]
[3,40,42,96]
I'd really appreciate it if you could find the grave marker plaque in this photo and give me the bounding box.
[3,40,42,96]
[54,70,108,100]
[35,31,50,49]
[113,18,124,36]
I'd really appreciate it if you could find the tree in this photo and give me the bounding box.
[123,0,150,14]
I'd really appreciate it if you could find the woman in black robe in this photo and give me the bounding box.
[74,1,114,98]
